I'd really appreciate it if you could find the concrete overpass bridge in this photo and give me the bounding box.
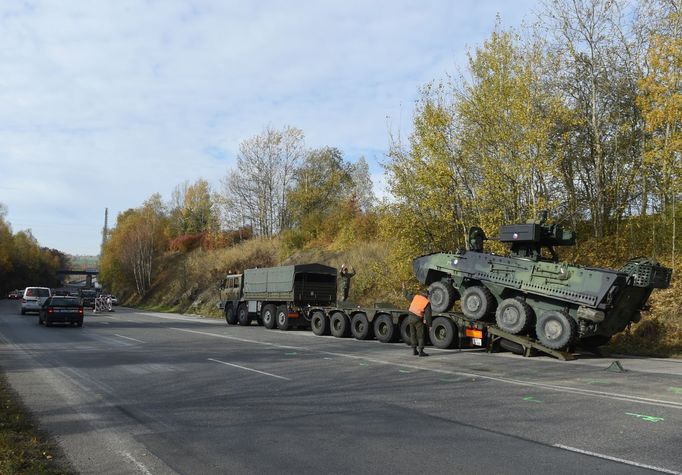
[57,269,99,288]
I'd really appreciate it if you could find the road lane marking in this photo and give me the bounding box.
[625,412,665,423]
[170,327,303,350]
[554,444,681,474]
[208,358,290,381]
[170,328,682,410]
[121,451,153,475]
[114,334,146,344]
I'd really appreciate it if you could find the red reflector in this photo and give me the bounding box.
[465,327,483,339]
[78,307,84,314]
[48,307,54,314]
[287,313,300,318]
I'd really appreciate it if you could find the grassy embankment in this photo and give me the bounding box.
[129,235,681,358]
[0,373,74,474]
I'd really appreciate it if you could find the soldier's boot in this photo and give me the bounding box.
[412,348,419,356]
[418,350,429,357]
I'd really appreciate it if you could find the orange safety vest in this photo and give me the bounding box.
[409,294,429,318]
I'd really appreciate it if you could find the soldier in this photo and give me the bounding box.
[339,264,356,302]
[403,283,432,357]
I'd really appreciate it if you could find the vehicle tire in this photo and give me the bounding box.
[310,310,329,336]
[373,314,397,343]
[38,314,43,325]
[261,304,277,329]
[76,320,83,327]
[535,310,577,350]
[495,297,533,335]
[45,319,52,327]
[429,316,457,349]
[20,309,26,315]
[460,286,495,320]
[237,303,251,326]
[225,305,238,325]
[276,306,290,331]
[428,281,457,313]
[350,313,373,340]
[499,338,524,355]
[330,312,350,338]
[399,317,412,345]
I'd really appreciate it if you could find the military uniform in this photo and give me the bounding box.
[404,288,432,356]
[339,266,356,302]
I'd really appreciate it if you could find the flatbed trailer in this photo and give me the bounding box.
[283,304,575,361]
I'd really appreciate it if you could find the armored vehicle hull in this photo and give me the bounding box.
[413,222,672,350]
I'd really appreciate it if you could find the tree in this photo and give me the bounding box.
[181,179,217,234]
[220,126,305,237]
[638,8,682,266]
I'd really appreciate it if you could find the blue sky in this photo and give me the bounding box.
[0,0,539,255]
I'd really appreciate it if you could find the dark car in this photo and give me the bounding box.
[39,297,84,327]
[8,289,22,299]
[79,289,97,309]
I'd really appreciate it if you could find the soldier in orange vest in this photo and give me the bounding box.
[403,283,432,356]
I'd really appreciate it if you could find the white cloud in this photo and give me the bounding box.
[0,0,538,254]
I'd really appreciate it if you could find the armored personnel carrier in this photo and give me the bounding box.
[412,214,672,350]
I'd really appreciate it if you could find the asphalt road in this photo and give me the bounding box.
[1,300,681,475]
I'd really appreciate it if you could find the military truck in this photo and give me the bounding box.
[219,264,337,330]
[412,214,672,350]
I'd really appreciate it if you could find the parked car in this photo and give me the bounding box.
[39,297,84,327]
[109,295,118,305]
[8,289,23,299]
[21,287,51,315]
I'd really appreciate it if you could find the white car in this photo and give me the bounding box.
[21,287,51,315]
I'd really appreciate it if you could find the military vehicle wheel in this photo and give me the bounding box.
[351,313,373,340]
[399,317,412,345]
[428,281,457,313]
[429,316,457,349]
[330,312,350,338]
[498,338,524,355]
[225,305,238,325]
[237,303,251,326]
[461,286,495,320]
[276,306,290,331]
[374,314,397,343]
[535,310,577,350]
[261,304,277,329]
[495,297,533,335]
[310,310,329,335]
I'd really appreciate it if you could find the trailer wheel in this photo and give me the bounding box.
[261,304,277,329]
[429,317,457,349]
[237,303,251,326]
[428,281,457,313]
[399,317,411,345]
[495,297,533,335]
[535,310,577,350]
[374,314,397,343]
[224,305,238,325]
[461,286,495,320]
[351,313,373,340]
[310,310,329,336]
[330,312,350,338]
[276,306,290,331]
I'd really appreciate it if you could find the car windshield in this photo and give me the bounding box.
[26,288,50,297]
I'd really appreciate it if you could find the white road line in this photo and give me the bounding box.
[554,444,681,474]
[170,327,304,350]
[114,334,146,344]
[121,451,154,475]
[208,358,291,381]
[171,327,682,409]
